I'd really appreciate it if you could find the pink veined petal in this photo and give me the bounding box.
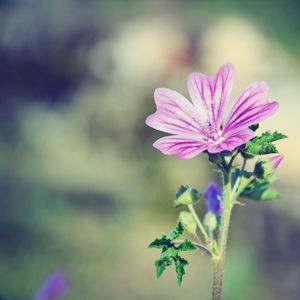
[145,88,206,136]
[153,135,208,159]
[208,128,255,153]
[224,101,279,132]
[224,81,279,131]
[187,63,234,127]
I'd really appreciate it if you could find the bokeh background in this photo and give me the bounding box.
[0,0,299,299]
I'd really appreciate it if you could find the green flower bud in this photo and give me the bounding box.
[174,185,200,207]
[254,160,275,180]
[179,211,197,235]
[204,212,218,233]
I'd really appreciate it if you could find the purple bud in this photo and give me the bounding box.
[270,154,284,169]
[204,181,222,216]
[33,271,69,300]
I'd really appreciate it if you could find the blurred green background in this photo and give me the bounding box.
[0,0,299,299]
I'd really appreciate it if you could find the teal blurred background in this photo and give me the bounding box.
[0,0,299,299]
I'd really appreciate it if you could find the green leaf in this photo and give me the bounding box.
[148,220,185,249]
[155,256,173,278]
[245,131,287,155]
[167,220,185,240]
[148,235,170,248]
[175,256,189,286]
[176,239,197,251]
[149,219,197,285]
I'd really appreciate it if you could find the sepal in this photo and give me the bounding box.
[241,179,279,201]
[254,160,276,180]
[174,185,200,207]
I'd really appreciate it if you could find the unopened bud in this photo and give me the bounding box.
[270,155,284,169]
[179,211,197,234]
[174,185,200,207]
[254,159,276,180]
[204,212,218,233]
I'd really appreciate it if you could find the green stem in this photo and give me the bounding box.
[231,157,247,200]
[228,150,239,170]
[187,204,209,244]
[212,172,233,300]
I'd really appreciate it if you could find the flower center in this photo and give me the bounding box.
[207,122,224,144]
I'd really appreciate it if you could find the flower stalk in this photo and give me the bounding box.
[187,204,209,244]
[211,168,233,300]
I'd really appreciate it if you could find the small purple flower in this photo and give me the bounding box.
[33,271,69,300]
[270,154,284,169]
[146,63,279,158]
[204,182,222,216]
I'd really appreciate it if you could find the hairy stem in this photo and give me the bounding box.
[212,172,233,300]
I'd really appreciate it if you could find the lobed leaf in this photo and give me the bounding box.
[176,239,197,251]
[167,220,185,240]
[245,131,287,155]
[148,235,170,248]
[175,256,189,286]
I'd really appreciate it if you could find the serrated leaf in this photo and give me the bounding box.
[245,131,287,155]
[176,239,197,251]
[149,220,185,249]
[155,257,173,278]
[148,235,170,248]
[175,256,188,285]
[167,220,185,240]
[149,220,196,285]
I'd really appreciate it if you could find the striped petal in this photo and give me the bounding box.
[224,81,279,132]
[146,88,205,136]
[207,128,255,153]
[187,63,234,126]
[153,135,208,159]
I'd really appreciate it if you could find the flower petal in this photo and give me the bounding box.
[207,128,255,153]
[204,181,223,216]
[146,88,205,135]
[224,81,279,131]
[153,135,208,159]
[187,63,234,126]
[33,271,69,300]
[270,154,284,169]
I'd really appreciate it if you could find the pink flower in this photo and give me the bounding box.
[146,63,279,158]
[270,154,284,169]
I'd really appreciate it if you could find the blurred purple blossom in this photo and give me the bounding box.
[33,271,69,300]
[204,182,222,216]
